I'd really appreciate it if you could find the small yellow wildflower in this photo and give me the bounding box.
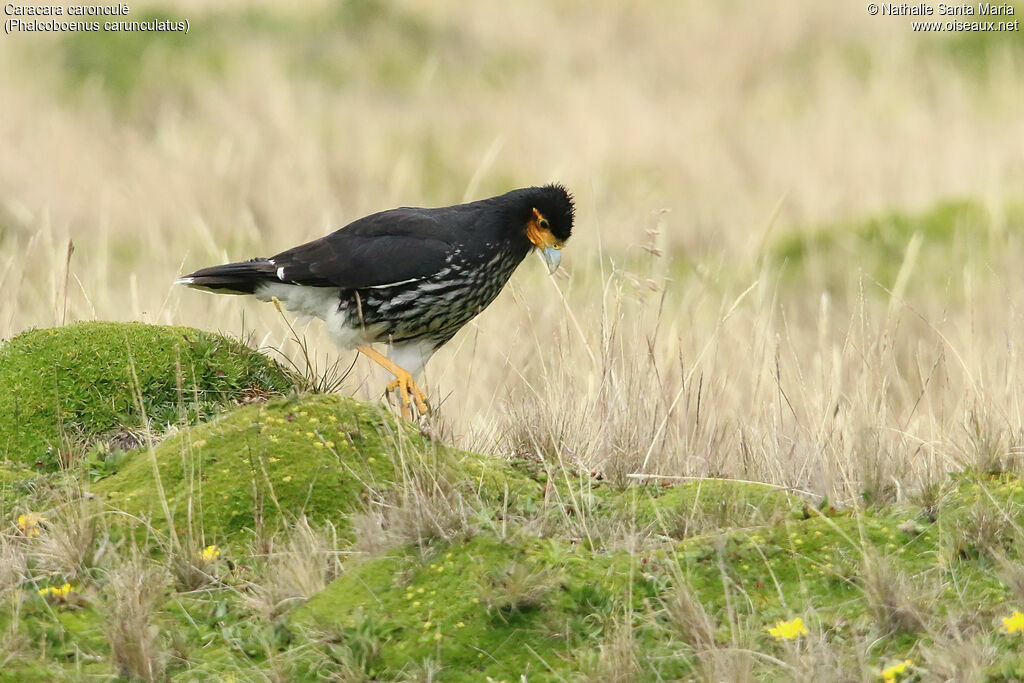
[282,475,293,483]
[199,545,220,562]
[305,432,314,439]
[328,415,338,422]
[309,417,319,424]
[17,512,46,538]
[38,583,74,600]
[767,617,808,641]
[314,442,325,449]
[1003,610,1024,634]
[456,621,465,628]
[325,441,335,449]
[423,621,432,629]
[268,435,279,443]
[433,632,442,641]
[881,659,913,682]
[413,601,421,607]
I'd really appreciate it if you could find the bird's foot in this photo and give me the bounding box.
[356,345,430,421]
[386,372,430,420]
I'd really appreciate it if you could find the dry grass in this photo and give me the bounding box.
[0,0,1020,505]
[33,491,108,580]
[247,517,344,620]
[102,560,169,681]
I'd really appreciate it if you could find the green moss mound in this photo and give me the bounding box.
[292,476,1024,680]
[293,532,647,680]
[0,322,296,468]
[92,394,542,541]
[8,471,1024,679]
[615,479,800,539]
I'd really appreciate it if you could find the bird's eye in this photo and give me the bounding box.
[539,218,550,230]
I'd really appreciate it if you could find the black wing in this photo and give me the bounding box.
[271,207,458,289]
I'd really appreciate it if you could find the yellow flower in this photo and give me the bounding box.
[39,583,74,600]
[1003,610,1024,634]
[17,512,46,538]
[881,659,913,682]
[767,617,808,641]
[199,545,220,562]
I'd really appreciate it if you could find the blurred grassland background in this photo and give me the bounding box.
[2,0,1024,503]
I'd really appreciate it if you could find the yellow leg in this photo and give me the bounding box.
[357,346,430,419]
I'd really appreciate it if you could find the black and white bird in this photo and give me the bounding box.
[176,184,574,418]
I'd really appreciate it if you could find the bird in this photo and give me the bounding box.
[176,184,574,419]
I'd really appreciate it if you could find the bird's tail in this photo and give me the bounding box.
[175,258,278,294]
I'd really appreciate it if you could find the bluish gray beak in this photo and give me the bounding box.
[541,247,562,274]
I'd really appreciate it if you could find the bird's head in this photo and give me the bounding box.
[522,184,574,273]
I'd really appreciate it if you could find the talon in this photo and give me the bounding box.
[386,374,430,418]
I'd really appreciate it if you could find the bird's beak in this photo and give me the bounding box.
[540,246,562,274]
[526,209,565,274]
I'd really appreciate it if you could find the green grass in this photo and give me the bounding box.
[0,322,296,469]
[6,450,1024,678]
[769,198,1024,298]
[50,0,446,109]
[920,3,1024,75]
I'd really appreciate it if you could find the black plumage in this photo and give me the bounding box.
[177,184,574,417]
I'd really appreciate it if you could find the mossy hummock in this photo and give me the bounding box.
[93,394,542,541]
[0,322,296,468]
